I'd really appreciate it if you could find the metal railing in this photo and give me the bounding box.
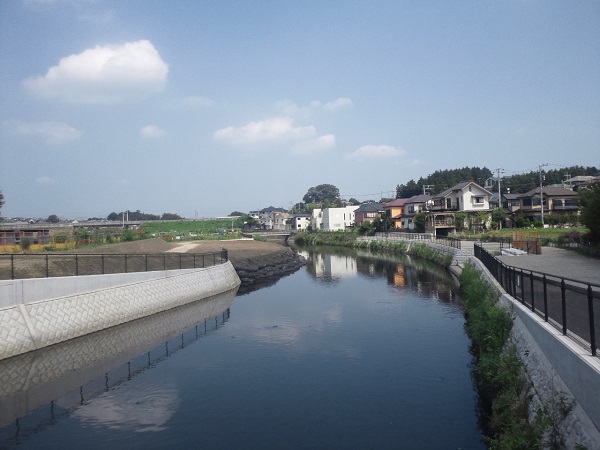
[0,250,228,280]
[474,243,599,357]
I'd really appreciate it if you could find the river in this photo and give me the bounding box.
[0,247,484,449]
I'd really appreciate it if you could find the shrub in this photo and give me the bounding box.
[20,238,31,250]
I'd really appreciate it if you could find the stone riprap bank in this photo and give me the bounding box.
[0,262,241,361]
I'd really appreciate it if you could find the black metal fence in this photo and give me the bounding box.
[0,250,228,280]
[474,243,599,357]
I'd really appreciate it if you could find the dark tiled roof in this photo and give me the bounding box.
[519,187,578,198]
[434,181,491,199]
[354,202,384,212]
[384,198,411,207]
[405,194,432,204]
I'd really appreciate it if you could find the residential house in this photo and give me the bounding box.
[489,192,521,213]
[354,202,384,227]
[287,214,311,232]
[311,208,323,230]
[259,206,287,230]
[517,187,579,223]
[320,206,357,231]
[427,181,492,236]
[384,198,411,230]
[400,194,432,230]
[272,211,290,231]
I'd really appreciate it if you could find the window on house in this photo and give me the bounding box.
[473,196,484,204]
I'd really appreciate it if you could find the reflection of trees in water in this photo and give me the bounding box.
[300,245,458,303]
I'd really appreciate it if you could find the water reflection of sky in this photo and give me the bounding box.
[73,382,179,433]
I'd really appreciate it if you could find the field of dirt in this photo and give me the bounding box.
[80,237,289,263]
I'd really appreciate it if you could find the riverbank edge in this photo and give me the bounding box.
[231,246,307,284]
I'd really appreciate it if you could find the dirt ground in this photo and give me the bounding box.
[81,237,289,263]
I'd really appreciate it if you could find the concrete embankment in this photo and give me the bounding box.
[0,262,241,361]
[469,256,600,448]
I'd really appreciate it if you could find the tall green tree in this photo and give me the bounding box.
[0,190,4,219]
[579,184,600,244]
[302,184,340,204]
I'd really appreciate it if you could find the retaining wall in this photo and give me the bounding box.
[469,257,600,448]
[0,262,241,361]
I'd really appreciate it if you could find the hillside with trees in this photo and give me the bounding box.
[396,167,493,198]
[501,166,598,194]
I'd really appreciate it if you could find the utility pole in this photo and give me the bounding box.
[495,168,504,229]
[539,164,548,226]
[564,173,572,190]
[423,185,434,196]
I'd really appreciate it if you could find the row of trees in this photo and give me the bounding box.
[106,210,182,221]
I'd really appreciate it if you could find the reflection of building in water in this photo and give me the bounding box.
[395,264,456,303]
[301,251,357,280]
[393,265,405,287]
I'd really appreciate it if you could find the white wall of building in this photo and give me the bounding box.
[321,206,357,231]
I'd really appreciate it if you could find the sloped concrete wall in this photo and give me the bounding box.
[0,262,240,361]
[469,257,600,448]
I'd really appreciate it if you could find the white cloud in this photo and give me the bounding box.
[23,40,168,104]
[140,125,166,139]
[275,97,353,116]
[290,134,336,155]
[346,145,405,161]
[213,117,315,147]
[320,97,353,111]
[36,176,55,184]
[5,120,83,145]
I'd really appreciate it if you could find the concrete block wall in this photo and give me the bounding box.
[0,262,241,361]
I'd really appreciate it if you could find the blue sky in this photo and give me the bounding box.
[1,0,598,220]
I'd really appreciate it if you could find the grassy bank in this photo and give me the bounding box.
[459,263,539,448]
[294,231,453,267]
[460,263,578,449]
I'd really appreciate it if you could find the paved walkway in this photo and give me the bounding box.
[496,246,600,286]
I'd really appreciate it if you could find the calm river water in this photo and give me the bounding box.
[0,247,484,449]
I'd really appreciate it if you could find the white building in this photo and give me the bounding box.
[320,206,357,231]
[288,214,310,231]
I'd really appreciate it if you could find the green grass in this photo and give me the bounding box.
[140,219,240,239]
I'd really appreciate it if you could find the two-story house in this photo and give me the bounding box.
[287,214,311,231]
[313,206,357,231]
[400,195,432,230]
[517,187,579,224]
[384,198,411,230]
[354,202,384,227]
[427,181,492,236]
